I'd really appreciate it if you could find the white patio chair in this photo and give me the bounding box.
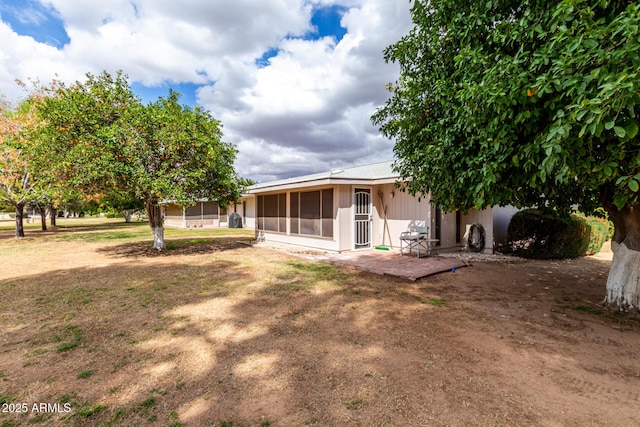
[400,226,431,258]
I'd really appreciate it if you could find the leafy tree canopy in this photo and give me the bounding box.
[23,71,242,247]
[373,0,640,215]
[1,93,48,236]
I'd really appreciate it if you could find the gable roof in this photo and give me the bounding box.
[247,160,398,193]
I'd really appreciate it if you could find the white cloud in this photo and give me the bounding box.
[201,1,411,180]
[0,0,412,182]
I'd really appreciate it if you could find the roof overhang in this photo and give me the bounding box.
[246,176,399,194]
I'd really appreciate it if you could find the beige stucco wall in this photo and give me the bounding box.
[373,183,432,249]
[238,196,256,229]
[461,208,494,253]
[337,186,354,252]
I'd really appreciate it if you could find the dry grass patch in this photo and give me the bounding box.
[1,218,639,426]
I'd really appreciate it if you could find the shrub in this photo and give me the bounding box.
[581,215,610,255]
[505,209,590,259]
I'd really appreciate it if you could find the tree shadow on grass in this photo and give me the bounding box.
[2,248,638,427]
[0,220,147,241]
[97,237,254,258]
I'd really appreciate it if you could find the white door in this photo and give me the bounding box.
[354,188,372,249]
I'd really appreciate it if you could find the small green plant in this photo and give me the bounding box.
[167,411,182,426]
[140,396,156,408]
[112,356,130,371]
[56,325,82,352]
[74,404,106,419]
[28,413,50,423]
[109,408,127,424]
[219,421,234,427]
[60,393,78,404]
[77,369,95,379]
[135,396,157,422]
[575,305,604,315]
[344,399,363,410]
[261,419,271,427]
[415,296,448,306]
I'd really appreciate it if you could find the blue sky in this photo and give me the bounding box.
[0,1,412,181]
[0,0,70,47]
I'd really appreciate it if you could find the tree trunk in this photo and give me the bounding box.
[146,200,165,250]
[601,195,640,311]
[39,205,47,231]
[15,203,25,238]
[49,207,57,227]
[122,209,132,223]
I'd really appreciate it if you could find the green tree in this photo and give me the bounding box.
[99,190,145,222]
[0,97,45,237]
[26,71,241,249]
[373,0,640,310]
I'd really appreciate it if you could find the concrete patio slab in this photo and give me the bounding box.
[320,249,469,281]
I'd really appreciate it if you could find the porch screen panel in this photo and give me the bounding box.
[186,204,201,220]
[165,205,182,221]
[203,202,218,219]
[279,193,286,232]
[263,194,279,232]
[321,189,333,238]
[258,194,285,232]
[300,191,321,236]
[290,192,299,234]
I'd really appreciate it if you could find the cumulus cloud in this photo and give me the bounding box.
[0,0,412,182]
[202,1,412,181]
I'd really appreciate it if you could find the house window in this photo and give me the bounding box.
[257,193,286,232]
[290,189,333,238]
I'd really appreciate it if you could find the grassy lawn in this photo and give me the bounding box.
[1,217,637,426]
[0,218,375,426]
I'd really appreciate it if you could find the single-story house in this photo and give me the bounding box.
[244,160,518,254]
[161,198,255,229]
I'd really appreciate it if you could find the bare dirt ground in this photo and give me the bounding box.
[1,226,640,426]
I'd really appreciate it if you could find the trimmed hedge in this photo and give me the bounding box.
[505,209,590,259]
[580,215,610,255]
[504,209,611,259]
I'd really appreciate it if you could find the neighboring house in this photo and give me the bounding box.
[244,160,518,254]
[161,198,255,229]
